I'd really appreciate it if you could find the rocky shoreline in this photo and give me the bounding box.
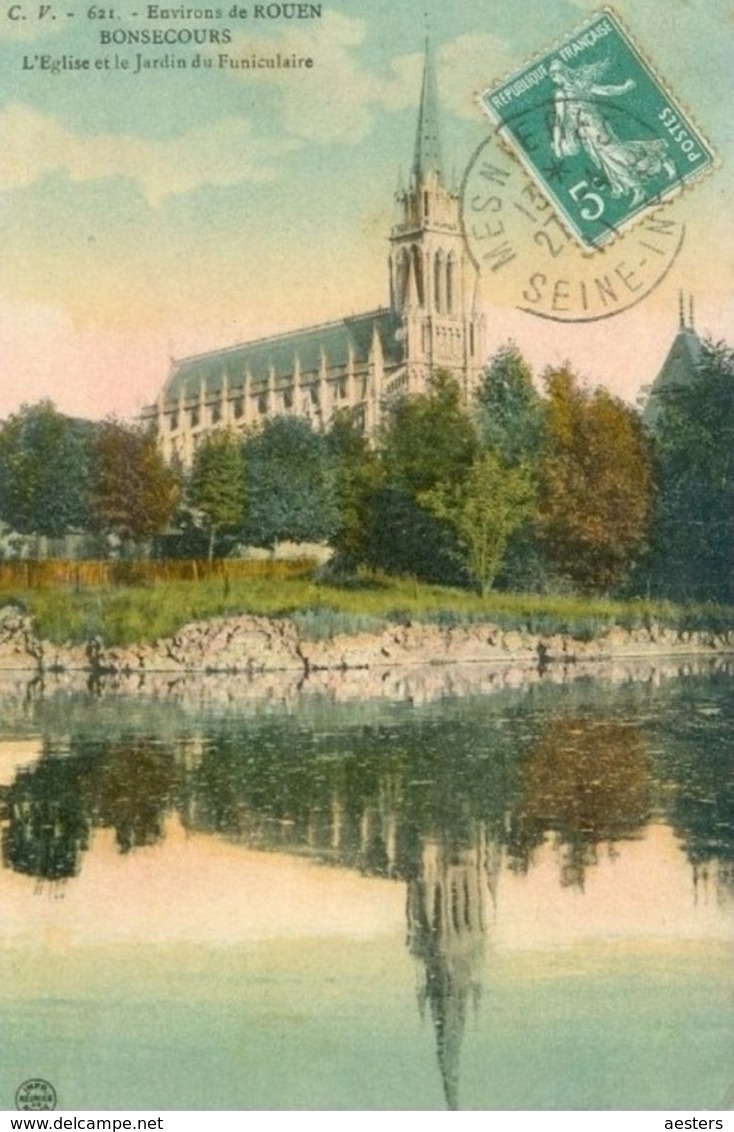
[1,603,732,680]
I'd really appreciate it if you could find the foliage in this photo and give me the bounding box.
[369,371,478,581]
[362,484,466,585]
[3,566,731,648]
[380,369,478,496]
[421,452,536,595]
[476,343,544,466]
[538,367,654,593]
[187,429,245,560]
[242,416,339,549]
[647,339,734,603]
[326,411,383,567]
[0,401,92,538]
[89,419,180,546]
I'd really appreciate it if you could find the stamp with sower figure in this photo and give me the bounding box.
[480,8,715,249]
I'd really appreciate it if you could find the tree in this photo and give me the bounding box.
[421,451,535,595]
[381,370,478,497]
[241,416,338,549]
[475,345,546,591]
[647,339,734,603]
[538,367,653,593]
[475,343,543,466]
[367,371,479,583]
[326,410,383,568]
[90,420,180,548]
[187,430,245,560]
[0,401,91,539]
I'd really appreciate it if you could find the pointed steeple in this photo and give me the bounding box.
[413,36,444,184]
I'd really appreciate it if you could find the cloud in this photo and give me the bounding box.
[219,15,513,143]
[437,33,516,116]
[0,103,300,205]
[218,12,403,143]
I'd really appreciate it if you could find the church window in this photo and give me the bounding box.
[283,389,293,410]
[310,385,320,406]
[469,324,475,356]
[233,398,244,419]
[337,378,347,399]
[412,245,424,305]
[169,412,179,431]
[446,255,454,315]
[434,252,444,313]
[211,403,221,424]
[190,407,199,428]
[423,190,430,221]
[258,394,268,414]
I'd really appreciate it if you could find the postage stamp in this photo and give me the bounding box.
[480,8,715,249]
[460,130,685,322]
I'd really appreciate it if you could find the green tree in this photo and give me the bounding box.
[539,367,653,593]
[326,410,383,568]
[367,371,478,583]
[381,370,478,496]
[475,345,546,591]
[421,451,535,595]
[476,343,543,465]
[0,401,91,538]
[242,416,338,549]
[187,429,245,560]
[647,339,734,603]
[90,420,180,549]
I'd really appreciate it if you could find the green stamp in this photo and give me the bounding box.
[481,8,715,249]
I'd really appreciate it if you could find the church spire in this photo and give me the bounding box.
[412,35,444,184]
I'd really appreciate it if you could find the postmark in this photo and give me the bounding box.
[480,8,714,249]
[15,1078,57,1110]
[460,128,684,323]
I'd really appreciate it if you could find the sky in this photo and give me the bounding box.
[0,0,732,421]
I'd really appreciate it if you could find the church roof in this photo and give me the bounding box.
[643,325,702,430]
[162,308,403,403]
[413,37,444,183]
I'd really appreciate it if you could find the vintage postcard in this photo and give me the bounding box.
[1,0,733,1115]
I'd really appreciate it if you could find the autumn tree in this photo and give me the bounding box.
[646,339,734,603]
[421,451,535,595]
[187,429,245,560]
[0,401,92,538]
[90,420,180,549]
[538,367,653,593]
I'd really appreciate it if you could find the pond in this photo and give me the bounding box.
[1,662,733,1110]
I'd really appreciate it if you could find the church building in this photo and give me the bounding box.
[642,293,702,431]
[142,41,487,467]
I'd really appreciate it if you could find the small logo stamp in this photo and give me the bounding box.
[15,1078,57,1110]
[480,8,714,249]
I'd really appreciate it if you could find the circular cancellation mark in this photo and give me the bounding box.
[15,1079,58,1111]
[460,127,685,324]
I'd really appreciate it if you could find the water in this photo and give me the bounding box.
[1,663,733,1110]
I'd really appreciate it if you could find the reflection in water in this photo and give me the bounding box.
[1,670,733,1108]
[407,833,497,1109]
[507,719,651,888]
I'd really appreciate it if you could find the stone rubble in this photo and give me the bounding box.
[1,603,732,683]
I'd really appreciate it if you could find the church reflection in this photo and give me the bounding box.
[2,681,733,1108]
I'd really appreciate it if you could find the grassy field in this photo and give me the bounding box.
[1,561,732,647]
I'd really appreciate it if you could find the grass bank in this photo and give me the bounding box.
[1,564,733,648]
